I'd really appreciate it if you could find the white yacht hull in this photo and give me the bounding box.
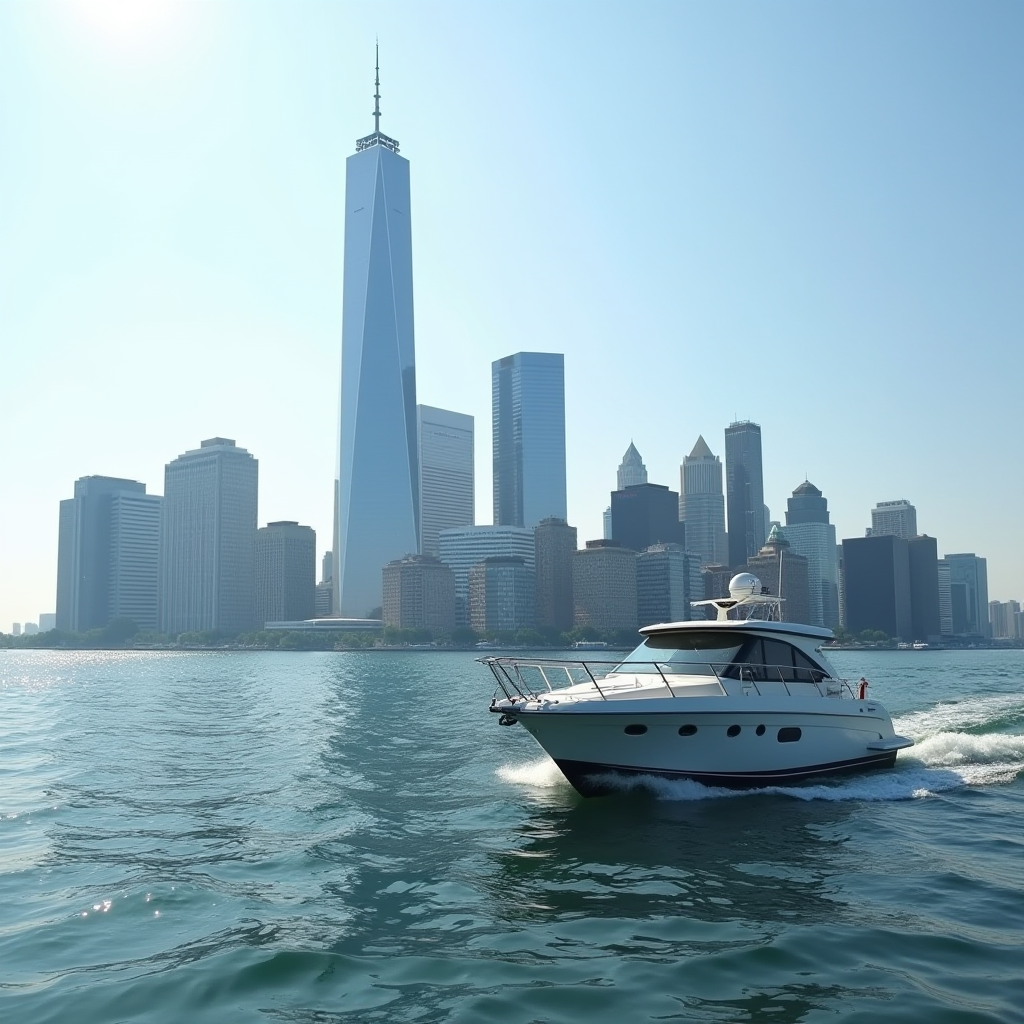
[507,698,905,796]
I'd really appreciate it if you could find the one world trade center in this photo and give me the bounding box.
[334,53,418,616]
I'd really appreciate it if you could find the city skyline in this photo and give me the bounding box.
[1,3,1022,629]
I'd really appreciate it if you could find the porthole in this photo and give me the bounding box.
[755,724,766,736]
[727,725,741,738]
[778,727,802,743]
[624,724,648,736]
[678,724,698,736]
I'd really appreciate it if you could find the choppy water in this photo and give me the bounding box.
[1,648,1022,1023]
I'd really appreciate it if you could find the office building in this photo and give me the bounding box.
[870,500,918,540]
[23,623,39,636]
[842,535,911,639]
[469,556,535,633]
[38,613,56,632]
[679,435,726,566]
[617,443,648,490]
[255,522,316,627]
[335,57,419,617]
[783,481,839,628]
[611,483,684,552]
[12,623,21,636]
[417,405,474,557]
[572,540,638,631]
[492,352,567,528]
[908,535,940,642]
[382,554,456,633]
[160,438,258,635]
[944,553,989,637]
[989,600,1021,640]
[746,525,811,626]
[602,506,612,540]
[937,559,953,636]
[438,525,535,626]
[725,421,765,567]
[636,543,702,627]
[55,475,162,633]
[322,551,333,584]
[534,517,577,632]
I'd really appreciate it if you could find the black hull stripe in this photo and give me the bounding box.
[554,752,898,796]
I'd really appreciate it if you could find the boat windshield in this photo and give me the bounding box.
[612,632,746,675]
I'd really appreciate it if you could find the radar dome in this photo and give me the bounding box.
[729,573,762,600]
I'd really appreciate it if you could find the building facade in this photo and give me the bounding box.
[492,352,567,529]
[842,535,912,639]
[382,554,456,634]
[256,521,316,626]
[438,525,535,626]
[908,535,940,642]
[534,517,577,633]
[616,442,648,490]
[468,556,535,634]
[55,475,162,633]
[159,438,258,635]
[944,553,990,637]
[334,65,419,617]
[725,420,766,567]
[782,480,839,628]
[679,435,726,566]
[636,543,702,627]
[870,500,918,540]
[572,540,638,631]
[937,559,953,636]
[610,483,684,553]
[989,600,1021,640]
[417,405,474,558]
[746,525,811,626]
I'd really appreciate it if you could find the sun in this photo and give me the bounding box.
[63,0,190,57]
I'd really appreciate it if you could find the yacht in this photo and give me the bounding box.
[485,574,913,797]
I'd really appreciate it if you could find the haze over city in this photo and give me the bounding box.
[1,0,1022,631]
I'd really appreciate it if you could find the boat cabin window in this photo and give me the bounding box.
[614,632,745,675]
[723,638,828,683]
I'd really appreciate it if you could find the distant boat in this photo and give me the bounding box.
[571,640,608,650]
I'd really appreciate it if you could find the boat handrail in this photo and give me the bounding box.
[482,656,851,702]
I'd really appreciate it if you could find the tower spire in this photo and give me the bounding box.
[373,41,381,133]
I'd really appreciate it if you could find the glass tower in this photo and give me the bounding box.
[725,420,765,567]
[334,56,419,617]
[679,434,726,566]
[492,352,566,528]
[782,480,839,628]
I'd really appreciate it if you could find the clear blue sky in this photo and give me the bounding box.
[2,0,1022,629]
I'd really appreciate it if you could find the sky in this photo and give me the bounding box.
[1,0,1022,630]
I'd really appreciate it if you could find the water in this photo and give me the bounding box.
[1,648,1022,1023]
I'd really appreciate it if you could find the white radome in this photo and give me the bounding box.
[728,573,762,600]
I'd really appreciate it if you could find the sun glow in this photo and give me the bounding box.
[63,0,191,58]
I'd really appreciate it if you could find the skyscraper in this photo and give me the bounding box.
[382,554,456,633]
[746,525,811,626]
[636,543,702,626]
[616,443,648,490]
[159,438,258,635]
[469,556,535,634]
[783,480,839,628]
[944,553,989,637]
[610,483,684,552]
[255,521,316,626]
[534,517,577,632]
[842,535,912,639]
[679,435,726,566]
[335,54,419,617]
[572,540,637,631]
[417,405,474,558]
[725,421,765,567]
[870,500,918,539]
[55,476,162,633]
[492,352,566,528]
[908,535,940,642]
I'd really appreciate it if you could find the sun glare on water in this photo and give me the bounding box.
[63,0,191,57]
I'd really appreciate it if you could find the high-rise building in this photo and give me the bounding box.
[989,600,1021,640]
[610,483,684,553]
[438,525,535,626]
[783,481,839,628]
[492,352,567,528]
[937,559,953,636]
[572,540,638,631]
[870,500,918,540]
[679,435,726,567]
[334,57,419,617]
[12,623,21,636]
[321,551,333,584]
[746,525,811,626]
[159,438,258,635]
[842,535,912,639]
[469,556,535,634]
[382,554,456,634]
[616,443,648,490]
[725,421,765,567]
[636,543,702,627]
[534,517,577,632]
[55,475,162,633]
[417,405,474,557]
[908,536,940,642]
[944,553,989,637]
[256,522,316,626]
[38,613,56,632]
[23,623,39,636]
[602,506,613,540]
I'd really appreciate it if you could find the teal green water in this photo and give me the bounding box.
[1,649,1022,1023]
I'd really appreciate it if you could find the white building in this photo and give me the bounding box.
[417,405,474,558]
[679,435,726,566]
[617,443,648,490]
[870,500,918,540]
[438,525,535,626]
[783,481,839,628]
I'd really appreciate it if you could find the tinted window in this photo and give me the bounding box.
[615,632,745,675]
[778,727,802,743]
[624,724,648,736]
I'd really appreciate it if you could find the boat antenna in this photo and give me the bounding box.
[373,39,381,133]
